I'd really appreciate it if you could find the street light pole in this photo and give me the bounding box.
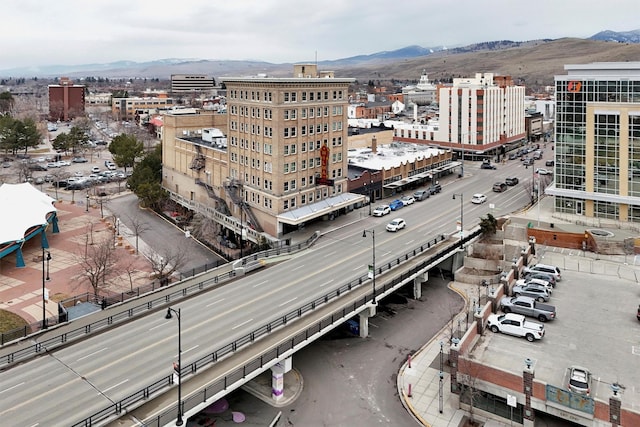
[42,248,51,329]
[362,229,377,305]
[165,307,183,426]
[368,175,373,216]
[439,340,444,414]
[459,133,465,178]
[452,193,464,248]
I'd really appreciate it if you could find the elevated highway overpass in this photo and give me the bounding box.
[0,166,532,426]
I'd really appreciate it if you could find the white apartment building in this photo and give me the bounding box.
[394,73,526,159]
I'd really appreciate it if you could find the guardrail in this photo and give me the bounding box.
[70,228,482,426]
[0,232,321,364]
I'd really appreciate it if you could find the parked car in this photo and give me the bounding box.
[428,182,442,194]
[492,182,507,192]
[516,278,553,294]
[413,189,430,201]
[505,177,519,186]
[533,150,543,160]
[524,263,562,282]
[523,157,534,166]
[372,205,391,217]
[508,152,518,160]
[481,162,497,170]
[568,366,592,395]
[512,282,550,302]
[522,271,557,287]
[500,295,556,322]
[386,218,406,232]
[389,199,404,211]
[471,193,487,204]
[1,162,10,168]
[91,166,101,173]
[72,157,88,163]
[545,160,555,167]
[401,195,415,205]
[486,313,545,342]
[107,163,117,170]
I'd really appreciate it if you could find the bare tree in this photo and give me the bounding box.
[122,258,140,294]
[75,234,120,296]
[191,213,219,245]
[457,355,485,426]
[124,213,152,254]
[146,243,189,286]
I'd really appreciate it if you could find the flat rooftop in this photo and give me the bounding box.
[347,142,445,171]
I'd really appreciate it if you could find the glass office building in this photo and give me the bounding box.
[549,62,640,222]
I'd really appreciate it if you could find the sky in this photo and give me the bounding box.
[4,0,639,70]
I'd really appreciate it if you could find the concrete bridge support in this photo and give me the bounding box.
[412,271,428,299]
[358,304,377,338]
[271,357,292,401]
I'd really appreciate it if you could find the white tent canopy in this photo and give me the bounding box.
[0,183,57,245]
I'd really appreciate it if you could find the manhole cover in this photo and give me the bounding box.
[588,229,614,237]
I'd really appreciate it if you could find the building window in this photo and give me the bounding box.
[290,197,296,208]
[290,180,296,190]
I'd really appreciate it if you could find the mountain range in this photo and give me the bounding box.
[2,29,640,86]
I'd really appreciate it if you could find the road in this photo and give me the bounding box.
[108,193,224,273]
[0,157,539,426]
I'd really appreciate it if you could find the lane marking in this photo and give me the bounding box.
[232,318,254,330]
[291,264,305,271]
[183,345,199,355]
[77,347,109,362]
[319,279,334,287]
[252,280,269,288]
[149,322,169,331]
[279,297,297,307]
[0,382,25,395]
[206,298,225,308]
[103,379,129,393]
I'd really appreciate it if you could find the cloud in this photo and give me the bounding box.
[3,0,639,69]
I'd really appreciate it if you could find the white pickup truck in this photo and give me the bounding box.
[486,313,545,342]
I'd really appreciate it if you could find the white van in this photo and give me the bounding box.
[524,263,561,282]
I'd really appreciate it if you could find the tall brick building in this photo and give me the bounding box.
[48,77,85,121]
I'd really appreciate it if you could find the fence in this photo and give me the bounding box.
[0,232,320,347]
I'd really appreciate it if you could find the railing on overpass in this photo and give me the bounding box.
[70,227,482,427]
[0,232,321,364]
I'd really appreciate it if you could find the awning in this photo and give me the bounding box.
[277,193,366,226]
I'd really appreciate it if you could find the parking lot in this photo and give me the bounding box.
[473,259,640,408]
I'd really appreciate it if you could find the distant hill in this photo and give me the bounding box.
[2,35,640,87]
[589,29,640,43]
[329,38,640,87]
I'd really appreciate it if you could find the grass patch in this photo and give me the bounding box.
[0,309,31,335]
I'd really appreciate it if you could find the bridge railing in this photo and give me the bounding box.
[69,228,482,427]
[0,232,321,364]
